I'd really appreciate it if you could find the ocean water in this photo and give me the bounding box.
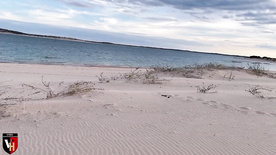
[1,33,276,70]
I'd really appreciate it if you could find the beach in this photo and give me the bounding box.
[0,63,276,155]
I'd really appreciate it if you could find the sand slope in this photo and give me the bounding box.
[1,63,276,155]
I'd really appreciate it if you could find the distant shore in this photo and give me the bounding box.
[0,28,98,44]
[249,55,276,62]
[1,27,270,60]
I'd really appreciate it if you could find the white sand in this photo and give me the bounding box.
[0,63,276,155]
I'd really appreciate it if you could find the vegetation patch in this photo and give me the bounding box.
[96,68,163,84]
[223,71,235,81]
[22,77,95,99]
[245,85,275,99]
[247,64,266,76]
[196,83,217,93]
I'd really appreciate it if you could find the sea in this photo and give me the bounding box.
[1,33,276,70]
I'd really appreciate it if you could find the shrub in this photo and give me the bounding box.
[196,84,217,93]
[223,71,235,81]
[245,85,272,98]
[248,63,266,76]
[96,72,110,83]
[22,77,95,99]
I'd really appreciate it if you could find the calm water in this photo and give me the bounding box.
[1,33,276,70]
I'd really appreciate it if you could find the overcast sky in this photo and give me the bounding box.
[0,0,276,57]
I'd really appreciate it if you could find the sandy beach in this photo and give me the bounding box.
[0,63,276,155]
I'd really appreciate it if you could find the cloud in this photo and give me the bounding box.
[159,0,270,10]
[137,0,276,26]
[144,17,177,22]
[0,11,22,21]
[56,0,276,26]
[236,11,276,25]
[25,9,75,26]
[261,29,274,33]
[257,44,276,50]
[56,0,93,8]
[66,1,90,7]
[120,0,274,11]
[0,19,204,48]
[61,0,274,12]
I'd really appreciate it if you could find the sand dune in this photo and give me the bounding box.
[0,63,276,155]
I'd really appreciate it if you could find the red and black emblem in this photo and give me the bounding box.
[2,133,18,154]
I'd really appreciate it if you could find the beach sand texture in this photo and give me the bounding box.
[0,63,276,155]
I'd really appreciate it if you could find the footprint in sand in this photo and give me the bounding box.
[210,105,218,108]
[202,101,251,113]
[200,101,275,117]
[240,111,249,114]
[208,101,219,109]
[239,107,251,110]
[221,103,237,110]
[255,111,267,115]
[201,100,219,108]
[210,100,217,103]
[196,98,204,101]
[187,96,194,100]
[202,101,209,105]
[103,103,116,109]
[270,113,276,117]
[237,106,251,115]
[186,96,195,102]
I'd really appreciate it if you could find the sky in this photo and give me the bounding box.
[0,0,276,57]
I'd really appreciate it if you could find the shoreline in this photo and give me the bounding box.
[1,60,276,72]
[0,61,142,69]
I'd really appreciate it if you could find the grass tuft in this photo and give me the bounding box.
[247,63,266,76]
[223,71,235,81]
[196,83,217,93]
[96,72,110,83]
[22,77,95,99]
[245,85,273,99]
